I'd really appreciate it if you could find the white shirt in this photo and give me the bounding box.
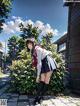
[35,45,54,77]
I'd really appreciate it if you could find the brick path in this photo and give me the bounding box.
[0,76,80,106]
[0,92,80,106]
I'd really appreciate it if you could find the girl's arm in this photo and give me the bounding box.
[35,46,43,78]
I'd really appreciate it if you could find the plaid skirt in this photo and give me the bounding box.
[41,55,57,74]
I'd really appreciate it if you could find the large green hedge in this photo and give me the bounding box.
[6,19,68,95]
[9,48,65,95]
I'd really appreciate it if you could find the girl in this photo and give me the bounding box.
[26,37,57,105]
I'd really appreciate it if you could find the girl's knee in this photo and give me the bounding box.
[44,78,50,84]
[40,74,45,82]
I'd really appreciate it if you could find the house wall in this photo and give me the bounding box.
[66,3,80,93]
[0,52,3,69]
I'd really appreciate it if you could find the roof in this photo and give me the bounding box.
[54,33,67,44]
[64,1,79,6]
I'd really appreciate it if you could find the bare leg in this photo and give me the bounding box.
[40,73,46,82]
[45,71,53,84]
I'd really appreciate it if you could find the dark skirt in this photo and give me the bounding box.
[41,56,54,74]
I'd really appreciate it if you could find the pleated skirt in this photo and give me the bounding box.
[41,55,57,74]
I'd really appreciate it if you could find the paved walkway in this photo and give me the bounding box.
[0,75,80,106]
[0,92,80,106]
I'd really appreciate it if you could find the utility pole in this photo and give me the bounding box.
[4,40,7,72]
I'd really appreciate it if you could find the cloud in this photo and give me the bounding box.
[53,30,67,37]
[39,23,55,37]
[53,29,59,36]
[2,16,23,34]
[23,19,34,28]
[34,21,44,30]
[2,16,59,37]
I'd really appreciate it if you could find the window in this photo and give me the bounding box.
[59,43,66,52]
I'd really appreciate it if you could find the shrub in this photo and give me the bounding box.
[9,49,36,94]
[9,48,66,95]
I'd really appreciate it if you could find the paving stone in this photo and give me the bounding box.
[71,99,80,104]
[18,95,29,105]
[71,98,80,102]
[51,98,67,106]
[9,93,19,97]
[17,101,29,106]
[68,97,80,105]
[35,104,41,106]
[41,99,55,106]
[76,102,80,106]
[0,92,80,106]
[5,93,12,96]
[67,103,77,106]
[43,96,55,100]
[7,101,17,106]
[8,97,18,102]
[0,94,10,99]
[28,98,34,103]
[58,97,71,103]
[19,95,28,100]
[0,85,9,96]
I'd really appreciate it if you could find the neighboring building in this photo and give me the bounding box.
[0,49,3,69]
[54,33,67,61]
[64,1,80,93]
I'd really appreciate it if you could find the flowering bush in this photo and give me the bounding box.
[9,46,65,94]
[9,49,36,94]
[8,19,66,94]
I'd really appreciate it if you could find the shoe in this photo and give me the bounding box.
[33,100,39,105]
[33,97,39,105]
[33,97,42,105]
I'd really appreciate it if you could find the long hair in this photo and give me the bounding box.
[26,40,35,56]
[26,40,45,57]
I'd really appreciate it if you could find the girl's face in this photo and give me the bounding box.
[27,42,33,50]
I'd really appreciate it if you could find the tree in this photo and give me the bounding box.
[8,21,66,94]
[18,38,25,52]
[41,32,53,49]
[0,0,13,32]
[19,23,39,40]
[18,23,40,52]
[8,35,20,63]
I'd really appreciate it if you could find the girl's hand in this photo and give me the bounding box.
[33,67,36,70]
[36,76,40,83]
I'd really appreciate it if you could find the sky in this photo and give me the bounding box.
[0,0,68,52]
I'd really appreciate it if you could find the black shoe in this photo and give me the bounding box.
[33,97,40,105]
[33,96,43,105]
[33,100,38,105]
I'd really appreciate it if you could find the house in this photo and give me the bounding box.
[0,48,3,69]
[64,0,80,93]
[54,33,67,61]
